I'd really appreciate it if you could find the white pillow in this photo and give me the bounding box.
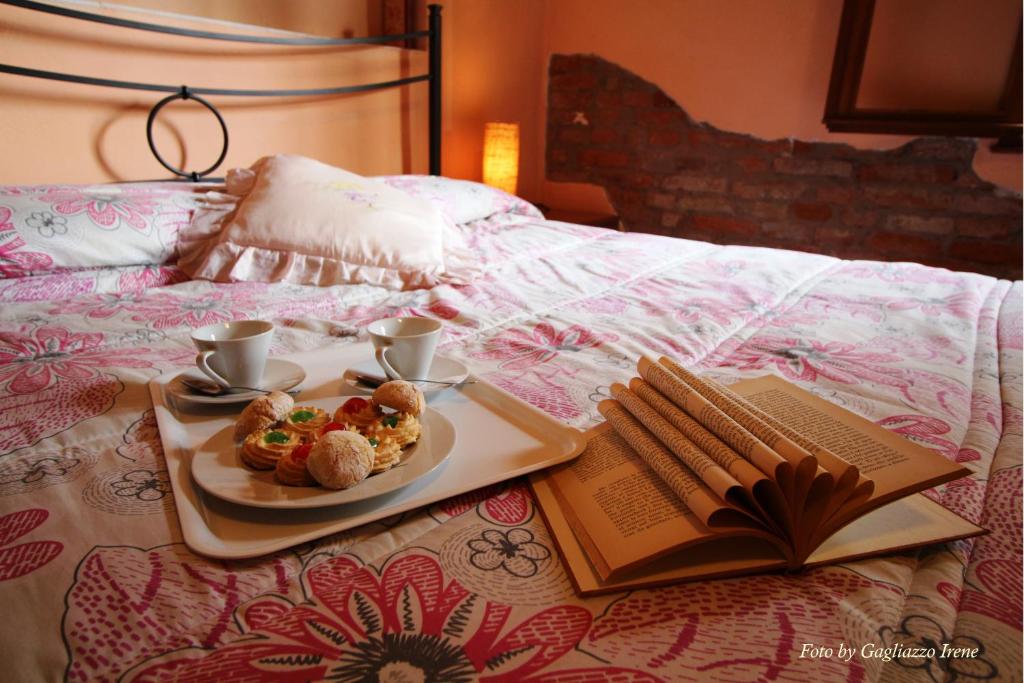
[0,184,197,278]
[178,155,478,290]
[376,175,543,224]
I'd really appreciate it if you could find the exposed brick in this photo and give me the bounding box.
[736,156,770,173]
[748,201,788,221]
[816,185,855,203]
[624,88,655,107]
[863,186,955,211]
[664,173,728,193]
[955,216,1018,239]
[953,193,1021,216]
[815,225,863,248]
[692,214,760,238]
[649,129,682,146]
[590,127,619,145]
[649,192,676,210]
[789,202,832,222]
[885,214,955,235]
[949,239,1021,265]
[858,163,958,184]
[866,231,944,259]
[840,208,881,229]
[550,72,599,90]
[773,157,853,178]
[596,90,623,107]
[546,53,1022,279]
[558,127,589,144]
[679,196,735,214]
[733,181,805,201]
[637,109,680,126]
[579,149,630,169]
[763,222,814,243]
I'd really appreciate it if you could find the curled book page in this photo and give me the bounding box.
[628,377,791,537]
[598,400,761,532]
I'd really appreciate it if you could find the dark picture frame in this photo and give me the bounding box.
[824,0,1022,151]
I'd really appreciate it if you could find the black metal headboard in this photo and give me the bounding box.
[0,0,442,180]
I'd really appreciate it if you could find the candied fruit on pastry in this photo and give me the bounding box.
[367,412,421,449]
[372,380,426,416]
[234,390,294,441]
[283,406,329,437]
[333,397,381,429]
[275,443,316,486]
[307,431,374,490]
[241,428,301,470]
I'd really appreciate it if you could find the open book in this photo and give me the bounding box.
[531,356,983,595]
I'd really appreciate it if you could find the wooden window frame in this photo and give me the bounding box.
[824,0,1022,151]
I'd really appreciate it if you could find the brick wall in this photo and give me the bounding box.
[546,54,1022,280]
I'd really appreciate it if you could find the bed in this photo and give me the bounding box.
[0,173,1019,681]
[1,4,1021,682]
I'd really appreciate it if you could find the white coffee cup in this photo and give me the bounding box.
[191,320,274,391]
[367,317,442,381]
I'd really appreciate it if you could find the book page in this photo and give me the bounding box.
[628,377,790,536]
[545,425,721,579]
[732,376,970,544]
[531,474,788,596]
[805,493,984,566]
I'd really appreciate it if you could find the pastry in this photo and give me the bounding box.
[372,380,426,416]
[275,443,316,486]
[334,397,382,429]
[234,391,295,441]
[367,435,403,474]
[241,428,301,470]
[366,412,421,448]
[283,406,330,438]
[306,431,374,490]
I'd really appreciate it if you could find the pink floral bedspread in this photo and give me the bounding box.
[0,211,1020,682]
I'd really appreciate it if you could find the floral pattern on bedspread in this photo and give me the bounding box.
[0,210,1019,682]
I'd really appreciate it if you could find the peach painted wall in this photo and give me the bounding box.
[437,0,1020,212]
[0,1,428,183]
[1,0,1019,202]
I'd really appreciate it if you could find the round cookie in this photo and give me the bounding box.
[372,380,426,417]
[275,444,316,486]
[234,391,294,441]
[334,397,382,429]
[241,428,301,470]
[307,431,374,490]
[282,406,330,438]
[368,436,403,474]
[367,412,422,449]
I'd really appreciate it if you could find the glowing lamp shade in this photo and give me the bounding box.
[482,122,520,195]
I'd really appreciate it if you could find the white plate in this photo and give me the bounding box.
[343,355,470,394]
[190,399,456,509]
[168,359,306,405]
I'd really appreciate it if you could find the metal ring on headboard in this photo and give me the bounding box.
[145,86,228,181]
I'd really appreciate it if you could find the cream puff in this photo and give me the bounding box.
[234,391,295,441]
[372,380,426,417]
[241,428,301,470]
[306,431,374,490]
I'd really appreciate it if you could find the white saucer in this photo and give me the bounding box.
[168,359,306,405]
[343,356,470,394]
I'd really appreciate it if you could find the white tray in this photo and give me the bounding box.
[149,344,586,559]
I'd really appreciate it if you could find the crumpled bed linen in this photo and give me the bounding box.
[0,207,1019,682]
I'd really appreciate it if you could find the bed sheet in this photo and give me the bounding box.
[0,210,1019,682]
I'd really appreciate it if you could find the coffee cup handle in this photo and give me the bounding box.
[195,350,232,389]
[374,345,402,380]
